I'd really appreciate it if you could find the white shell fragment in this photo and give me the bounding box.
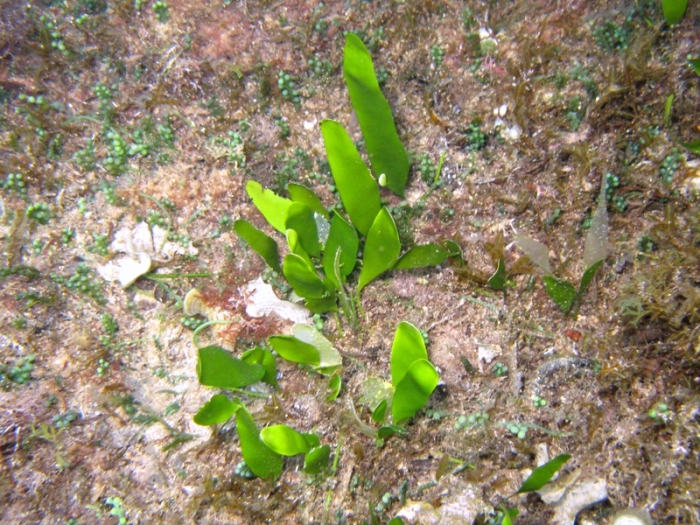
[549,478,608,525]
[97,223,198,288]
[244,277,311,324]
[612,509,653,525]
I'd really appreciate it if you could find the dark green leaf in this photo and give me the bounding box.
[241,346,278,388]
[662,0,687,25]
[689,57,700,76]
[393,243,449,270]
[460,356,476,375]
[304,445,331,474]
[358,207,401,293]
[197,345,265,389]
[193,394,241,426]
[234,220,281,273]
[304,295,338,314]
[268,335,320,365]
[287,183,329,220]
[323,213,359,285]
[390,321,429,385]
[327,373,342,401]
[680,139,700,154]
[371,399,387,423]
[283,253,327,298]
[344,33,409,196]
[516,454,572,494]
[377,425,408,439]
[487,258,507,291]
[245,180,292,233]
[321,120,381,236]
[543,276,577,314]
[443,240,464,260]
[236,407,283,480]
[578,260,603,300]
[392,359,439,423]
[260,424,312,456]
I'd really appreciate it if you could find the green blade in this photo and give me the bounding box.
[234,220,281,273]
[516,454,572,494]
[392,359,439,423]
[236,407,283,480]
[343,33,409,196]
[358,207,401,293]
[322,212,359,286]
[390,321,428,385]
[197,345,265,389]
[321,119,381,236]
[245,180,292,233]
[193,394,241,426]
[393,243,449,270]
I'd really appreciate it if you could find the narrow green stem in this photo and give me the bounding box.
[192,320,234,348]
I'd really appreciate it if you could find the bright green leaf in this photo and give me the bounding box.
[372,399,387,423]
[268,334,320,365]
[234,220,281,273]
[287,183,329,220]
[662,0,687,25]
[193,394,241,426]
[578,260,604,305]
[664,94,674,127]
[286,229,315,270]
[359,376,394,412]
[358,207,401,293]
[260,424,312,456]
[321,120,381,236]
[327,373,342,401]
[344,33,409,196]
[689,57,700,76]
[392,359,439,423]
[543,276,577,314]
[236,407,283,480]
[443,239,465,260]
[323,213,359,285]
[286,202,322,257]
[487,258,507,291]
[390,321,428,385]
[293,323,342,371]
[304,445,331,474]
[680,139,700,154]
[245,180,292,233]
[516,453,572,494]
[283,253,327,298]
[388,519,406,525]
[241,346,278,388]
[393,243,449,270]
[197,345,265,389]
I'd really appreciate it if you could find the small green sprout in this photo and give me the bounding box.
[146,210,167,228]
[591,19,630,51]
[234,460,255,479]
[275,117,290,139]
[463,121,486,151]
[2,172,28,199]
[153,1,170,22]
[1,354,36,385]
[532,395,547,408]
[181,315,206,330]
[105,496,127,525]
[57,264,106,304]
[97,358,110,377]
[60,228,74,244]
[492,362,508,377]
[516,179,608,316]
[53,410,79,430]
[375,492,393,513]
[637,235,655,253]
[505,421,528,439]
[415,153,437,184]
[278,71,301,108]
[308,56,333,77]
[32,240,44,255]
[103,130,128,175]
[659,148,682,185]
[77,198,88,215]
[430,44,445,69]
[87,233,110,256]
[648,402,671,423]
[26,203,53,225]
[455,412,489,430]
